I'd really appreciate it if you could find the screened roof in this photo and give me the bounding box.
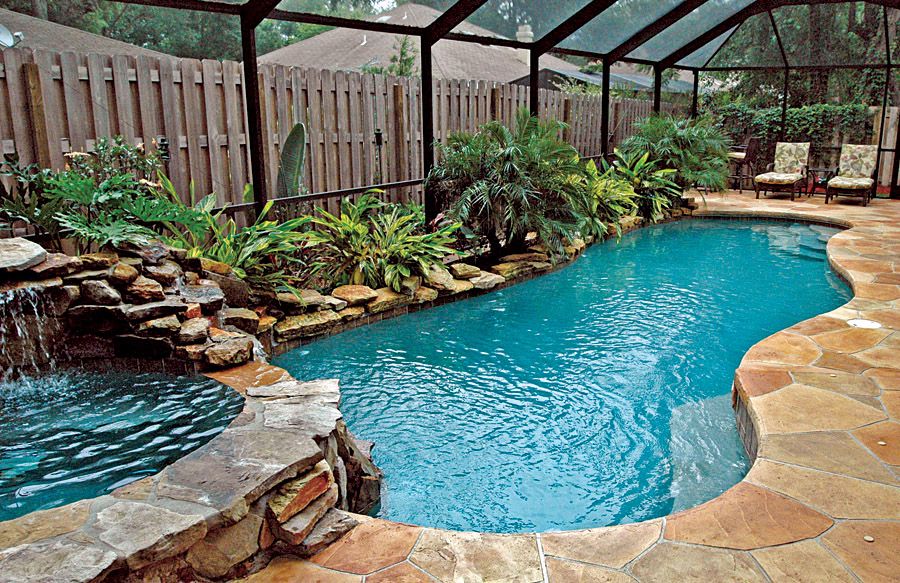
[133,0,900,70]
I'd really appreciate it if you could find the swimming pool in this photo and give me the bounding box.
[275,219,851,533]
[0,372,243,521]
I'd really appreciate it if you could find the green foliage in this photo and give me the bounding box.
[620,114,730,192]
[157,176,309,293]
[361,36,418,77]
[427,108,586,257]
[570,160,638,239]
[0,154,63,248]
[302,193,459,292]
[601,150,680,224]
[276,123,308,199]
[713,103,872,168]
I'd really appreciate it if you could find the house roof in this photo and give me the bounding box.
[258,3,581,82]
[532,68,698,94]
[0,8,171,60]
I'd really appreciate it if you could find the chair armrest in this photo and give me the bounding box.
[765,163,775,172]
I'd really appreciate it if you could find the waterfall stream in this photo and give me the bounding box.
[0,287,61,379]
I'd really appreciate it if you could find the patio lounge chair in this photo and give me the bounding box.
[825,144,878,207]
[754,142,810,201]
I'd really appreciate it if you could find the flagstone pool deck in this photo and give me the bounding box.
[242,191,900,583]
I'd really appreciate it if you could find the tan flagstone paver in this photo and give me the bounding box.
[853,420,900,465]
[749,540,855,583]
[366,561,435,583]
[409,530,543,582]
[821,521,900,583]
[744,332,822,365]
[663,482,831,549]
[811,326,891,353]
[247,194,900,582]
[750,384,886,433]
[540,520,661,569]
[545,557,636,582]
[789,370,880,396]
[629,543,766,582]
[240,556,360,582]
[309,519,421,575]
[759,431,896,484]
[746,459,900,519]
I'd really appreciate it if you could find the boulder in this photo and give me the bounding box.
[296,509,359,557]
[400,276,421,295]
[424,264,455,292]
[413,286,438,303]
[80,280,122,306]
[117,241,170,265]
[143,260,182,286]
[209,327,245,342]
[63,269,111,285]
[499,252,549,263]
[184,302,203,319]
[190,257,233,276]
[491,261,536,280]
[65,335,115,359]
[449,263,480,280]
[0,238,47,272]
[179,317,210,344]
[470,271,505,290]
[114,335,174,359]
[447,279,474,294]
[79,251,119,269]
[126,276,165,303]
[323,296,347,311]
[267,460,334,523]
[175,343,209,362]
[275,311,342,340]
[367,287,410,314]
[257,315,278,334]
[126,300,188,322]
[185,514,262,579]
[204,272,249,308]
[181,282,226,314]
[136,315,181,338]
[108,262,140,287]
[269,483,339,545]
[26,253,81,277]
[222,307,260,334]
[67,305,129,334]
[204,337,254,368]
[331,285,378,307]
[337,306,366,321]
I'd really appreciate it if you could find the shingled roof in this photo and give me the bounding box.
[258,3,581,82]
[0,8,171,60]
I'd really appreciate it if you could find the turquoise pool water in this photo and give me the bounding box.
[0,372,243,521]
[275,220,851,533]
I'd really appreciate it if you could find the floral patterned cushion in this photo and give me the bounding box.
[773,142,810,174]
[828,175,874,190]
[755,172,803,185]
[838,144,877,179]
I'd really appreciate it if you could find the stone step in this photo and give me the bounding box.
[296,509,359,557]
[269,483,339,545]
[267,460,334,523]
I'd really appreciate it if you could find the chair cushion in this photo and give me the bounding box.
[728,151,746,160]
[838,144,877,179]
[773,142,810,174]
[755,172,803,185]
[828,176,874,190]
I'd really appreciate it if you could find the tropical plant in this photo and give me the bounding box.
[276,122,308,199]
[361,35,418,77]
[302,193,459,292]
[157,175,310,293]
[602,150,681,224]
[0,154,63,249]
[427,108,587,258]
[620,114,730,192]
[570,160,639,239]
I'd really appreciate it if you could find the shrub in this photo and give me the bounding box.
[301,194,459,292]
[426,109,586,258]
[619,114,730,192]
[570,160,639,239]
[602,150,681,224]
[0,154,62,249]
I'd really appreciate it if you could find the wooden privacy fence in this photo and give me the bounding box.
[0,47,672,214]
